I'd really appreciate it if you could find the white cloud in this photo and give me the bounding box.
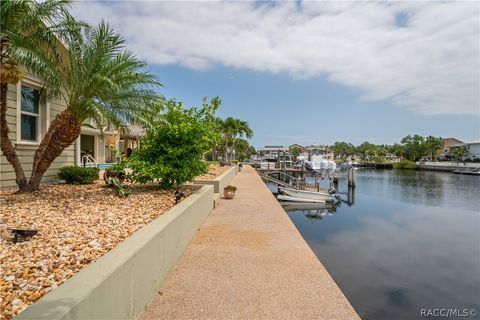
[73,1,480,116]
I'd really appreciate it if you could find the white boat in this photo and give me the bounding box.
[277,194,326,203]
[278,186,336,202]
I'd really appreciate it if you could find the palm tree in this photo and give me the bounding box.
[217,117,253,163]
[1,0,72,190]
[26,20,161,190]
[2,4,162,191]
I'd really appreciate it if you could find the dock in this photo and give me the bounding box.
[144,165,359,320]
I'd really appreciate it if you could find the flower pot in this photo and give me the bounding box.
[223,188,236,199]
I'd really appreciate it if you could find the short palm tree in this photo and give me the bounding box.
[28,20,162,190]
[1,0,71,190]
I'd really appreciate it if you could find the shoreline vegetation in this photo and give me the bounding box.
[393,160,419,170]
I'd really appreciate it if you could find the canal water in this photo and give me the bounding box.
[275,170,480,320]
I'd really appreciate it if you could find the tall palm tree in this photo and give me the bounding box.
[1,0,71,190]
[217,117,253,162]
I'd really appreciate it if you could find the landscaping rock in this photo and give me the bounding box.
[0,182,199,319]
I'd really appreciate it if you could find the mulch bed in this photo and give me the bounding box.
[0,182,199,319]
[196,164,231,180]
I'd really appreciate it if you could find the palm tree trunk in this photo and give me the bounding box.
[27,109,81,190]
[224,135,228,163]
[0,82,29,190]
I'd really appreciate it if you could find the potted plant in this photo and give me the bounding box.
[223,185,237,199]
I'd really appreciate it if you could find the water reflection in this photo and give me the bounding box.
[282,170,480,320]
[281,201,338,223]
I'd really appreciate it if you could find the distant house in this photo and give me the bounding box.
[441,138,464,155]
[256,145,289,160]
[305,145,335,161]
[464,141,480,160]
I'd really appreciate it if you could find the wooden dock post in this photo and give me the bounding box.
[333,177,339,191]
[347,185,355,206]
[348,167,356,187]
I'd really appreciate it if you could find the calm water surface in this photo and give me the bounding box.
[279,170,480,320]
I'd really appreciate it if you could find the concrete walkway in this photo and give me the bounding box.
[144,166,360,320]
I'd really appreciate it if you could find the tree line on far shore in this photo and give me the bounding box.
[328,135,451,163]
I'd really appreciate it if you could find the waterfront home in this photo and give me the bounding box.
[256,145,289,160]
[0,70,135,188]
[305,145,335,161]
[441,137,464,155]
[464,141,480,161]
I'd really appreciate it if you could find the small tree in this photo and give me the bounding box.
[452,146,467,162]
[128,99,220,188]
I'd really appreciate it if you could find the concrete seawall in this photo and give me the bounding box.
[145,165,360,319]
[16,185,214,320]
[418,161,480,172]
[195,165,237,193]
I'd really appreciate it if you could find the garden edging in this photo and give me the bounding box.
[194,165,236,193]
[15,184,214,320]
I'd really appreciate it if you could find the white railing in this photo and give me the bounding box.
[81,155,97,167]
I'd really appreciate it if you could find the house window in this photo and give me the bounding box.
[20,85,40,141]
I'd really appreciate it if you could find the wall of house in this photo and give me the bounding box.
[0,80,75,188]
[466,143,480,159]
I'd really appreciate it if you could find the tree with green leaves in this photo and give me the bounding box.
[451,146,467,162]
[289,146,302,158]
[1,0,72,191]
[400,134,427,161]
[425,136,443,161]
[127,99,220,188]
[1,3,162,191]
[233,138,253,161]
[356,141,376,163]
[331,141,356,160]
[217,117,253,162]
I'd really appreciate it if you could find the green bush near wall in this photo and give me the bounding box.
[393,160,418,170]
[58,166,100,184]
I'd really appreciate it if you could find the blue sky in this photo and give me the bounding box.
[74,1,480,147]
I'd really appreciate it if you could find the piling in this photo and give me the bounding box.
[348,167,356,187]
[333,177,339,191]
[347,185,355,206]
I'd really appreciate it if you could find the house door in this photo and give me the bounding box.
[80,134,95,162]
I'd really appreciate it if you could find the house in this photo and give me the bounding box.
[464,141,480,161]
[0,70,132,188]
[256,145,289,161]
[305,145,335,161]
[441,138,464,155]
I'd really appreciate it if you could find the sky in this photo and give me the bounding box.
[73,0,480,147]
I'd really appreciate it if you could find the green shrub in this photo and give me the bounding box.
[127,99,221,188]
[58,166,100,184]
[393,160,418,170]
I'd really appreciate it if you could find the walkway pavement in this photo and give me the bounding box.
[144,165,359,320]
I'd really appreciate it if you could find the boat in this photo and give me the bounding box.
[276,194,326,203]
[278,186,336,202]
[280,202,334,211]
[453,167,480,175]
[303,155,336,172]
